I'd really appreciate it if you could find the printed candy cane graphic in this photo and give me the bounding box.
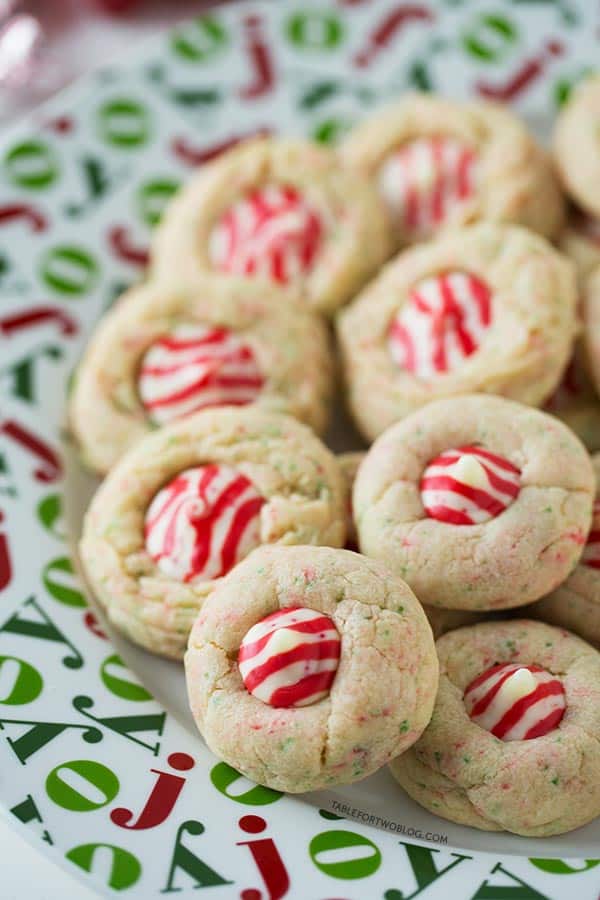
[476,40,564,101]
[0,510,12,591]
[0,306,77,337]
[171,128,272,168]
[239,15,274,99]
[0,204,47,233]
[0,419,62,484]
[353,4,434,68]
[106,225,149,268]
[237,815,290,900]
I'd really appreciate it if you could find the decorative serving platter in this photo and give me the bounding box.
[1,0,600,896]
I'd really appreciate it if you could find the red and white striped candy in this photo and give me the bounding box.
[582,498,600,569]
[144,464,265,583]
[420,445,521,526]
[138,324,265,425]
[464,663,566,741]
[238,606,341,708]
[378,136,477,238]
[389,271,492,377]
[208,184,323,285]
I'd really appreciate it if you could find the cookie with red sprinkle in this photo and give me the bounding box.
[79,408,346,659]
[151,137,392,316]
[336,224,577,442]
[185,545,438,793]
[390,619,600,836]
[70,276,333,474]
[354,394,594,611]
[341,93,564,249]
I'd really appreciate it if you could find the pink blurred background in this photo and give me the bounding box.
[0,0,226,123]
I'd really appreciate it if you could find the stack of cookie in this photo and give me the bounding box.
[73,84,600,837]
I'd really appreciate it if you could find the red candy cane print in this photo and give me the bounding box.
[581,499,600,569]
[144,465,265,583]
[353,4,434,68]
[476,39,564,101]
[379,137,478,238]
[464,663,566,740]
[138,325,265,425]
[106,225,150,268]
[0,306,77,337]
[238,607,341,708]
[0,509,12,592]
[0,203,47,233]
[171,129,272,168]
[111,752,195,830]
[239,15,274,100]
[420,446,521,526]
[209,186,323,285]
[237,815,290,900]
[0,419,62,484]
[388,272,492,377]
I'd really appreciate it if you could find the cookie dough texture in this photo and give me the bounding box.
[341,93,564,246]
[390,620,600,836]
[554,76,600,219]
[583,266,600,399]
[69,276,333,474]
[79,409,347,660]
[354,394,594,611]
[337,224,578,441]
[185,545,438,793]
[528,453,600,647]
[151,137,392,316]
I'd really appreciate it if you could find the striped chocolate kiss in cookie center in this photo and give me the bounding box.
[208,184,324,285]
[378,136,478,238]
[138,324,265,426]
[238,607,341,708]
[144,464,265,583]
[388,271,492,377]
[464,663,566,741]
[420,445,521,526]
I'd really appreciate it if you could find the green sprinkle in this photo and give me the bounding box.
[399,719,409,733]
